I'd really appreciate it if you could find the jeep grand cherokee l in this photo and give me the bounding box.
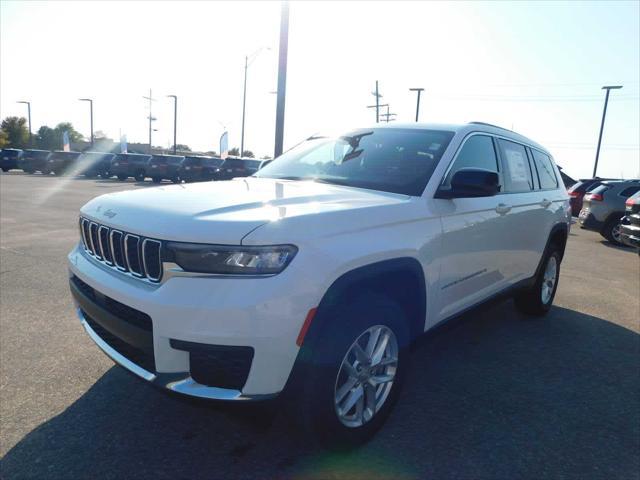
[68,122,570,448]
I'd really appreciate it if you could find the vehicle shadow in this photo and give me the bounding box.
[598,240,636,253]
[2,301,638,479]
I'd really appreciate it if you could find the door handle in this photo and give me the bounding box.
[540,199,552,208]
[495,203,512,215]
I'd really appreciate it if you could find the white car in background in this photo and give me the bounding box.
[68,122,570,448]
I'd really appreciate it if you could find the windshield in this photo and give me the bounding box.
[256,128,454,196]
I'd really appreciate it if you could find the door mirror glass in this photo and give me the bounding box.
[438,168,500,198]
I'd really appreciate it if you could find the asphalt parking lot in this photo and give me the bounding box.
[1,172,639,480]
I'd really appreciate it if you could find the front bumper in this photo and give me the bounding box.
[620,223,640,249]
[68,243,317,399]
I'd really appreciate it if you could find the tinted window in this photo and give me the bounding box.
[531,149,558,189]
[258,128,455,196]
[620,186,640,197]
[443,135,498,186]
[498,139,534,193]
[224,159,244,168]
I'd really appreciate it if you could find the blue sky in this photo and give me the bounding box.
[1,1,638,178]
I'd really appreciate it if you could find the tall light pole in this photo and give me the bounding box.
[167,95,177,154]
[16,101,31,146]
[409,88,424,122]
[274,1,289,158]
[78,98,94,146]
[241,46,270,157]
[143,89,156,155]
[593,85,623,177]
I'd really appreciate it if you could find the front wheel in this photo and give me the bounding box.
[515,249,561,316]
[134,171,145,182]
[295,296,409,450]
[172,175,182,184]
[152,177,162,183]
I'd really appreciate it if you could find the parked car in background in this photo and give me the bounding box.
[45,151,82,175]
[578,180,640,244]
[1,148,23,172]
[201,156,225,181]
[148,154,185,183]
[619,191,640,252]
[20,149,51,173]
[259,159,273,170]
[179,156,210,182]
[110,153,152,181]
[557,166,576,189]
[567,178,621,217]
[212,157,256,180]
[77,152,115,178]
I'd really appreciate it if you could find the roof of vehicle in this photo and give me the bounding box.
[348,122,551,155]
[601,179,640,185]
[151,154,185,159]
[185,155,221,160]
[1,148,23,153]
[23,149,50,153]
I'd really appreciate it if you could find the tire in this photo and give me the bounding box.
[601,218,624,246]
[152,177,162,183]
[1,167,8,172]
[117,174,127,181]
[515,249,561,316]
[172,175,182,184]
[134,171,145,182]
[295,295,410,450]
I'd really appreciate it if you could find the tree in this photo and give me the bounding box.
[204,150,218,156]
[35,126,58,150]
[54,122,83,143]
[261,155,272,159]
[0,130,8,148]
[243,150,255,158]
[171,144,191,152]
[94,130,112,142]
[228,147,240,156]
[1,116,29,148]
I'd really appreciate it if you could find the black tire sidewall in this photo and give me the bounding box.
[304,296,410,449]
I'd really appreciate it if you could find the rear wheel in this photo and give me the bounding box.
[515,249,561,316]
[117,174,127,181]
[152,177,162,183]
[1,167,8,172]
[172,175,182,184]
[601,218,624,245]
[295,296,409,450]
[134,170,145,182]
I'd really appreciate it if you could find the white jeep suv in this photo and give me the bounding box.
[68,122,571,448]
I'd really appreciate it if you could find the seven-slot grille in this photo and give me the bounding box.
[79,217,162,282]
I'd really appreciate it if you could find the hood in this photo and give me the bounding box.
[80,177,410,244]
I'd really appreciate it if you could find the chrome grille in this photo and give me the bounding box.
[79,217,162,283]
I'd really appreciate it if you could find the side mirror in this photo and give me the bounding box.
[436,168,500,198]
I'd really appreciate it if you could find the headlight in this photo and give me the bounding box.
[166,243,297,275]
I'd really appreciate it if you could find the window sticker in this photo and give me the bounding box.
[505,149,528,183]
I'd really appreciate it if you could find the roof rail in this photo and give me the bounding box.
[468,121,513,132]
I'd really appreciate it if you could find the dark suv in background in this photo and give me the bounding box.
[45,151,82,175]
[1,148,23,171]
[179,156,223,182]
[111,153,152,181]
[148,154,185,183]
[20,149,51,173]
[77,152,115,178]
[213,157,260,180]
[579,180,640,244]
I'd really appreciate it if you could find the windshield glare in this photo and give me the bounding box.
[256,128,454,196]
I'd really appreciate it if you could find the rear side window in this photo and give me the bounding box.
[620,186,640,197]
[498,139,534,193]
[531,150,558,189]
[443,135,498,186]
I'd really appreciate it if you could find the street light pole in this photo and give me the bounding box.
[143,89,156,155]
[79,98,94,146]
[167,95,177,154]
[593,85,623,177]
[17,101,31,146]
[409,88,424,122]
[240,46,270,157]
[274,1,290,158]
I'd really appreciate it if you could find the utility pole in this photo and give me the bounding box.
[409,88,424,122]
[367,103,388,123]
[167,95,177,154]
[143,89,156,155]
[78,98,94,146]
[274,1,290,158]
[380,105,397,123]
[593,85,623,177]
[17,101,31,147]
[369,81,383,123]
